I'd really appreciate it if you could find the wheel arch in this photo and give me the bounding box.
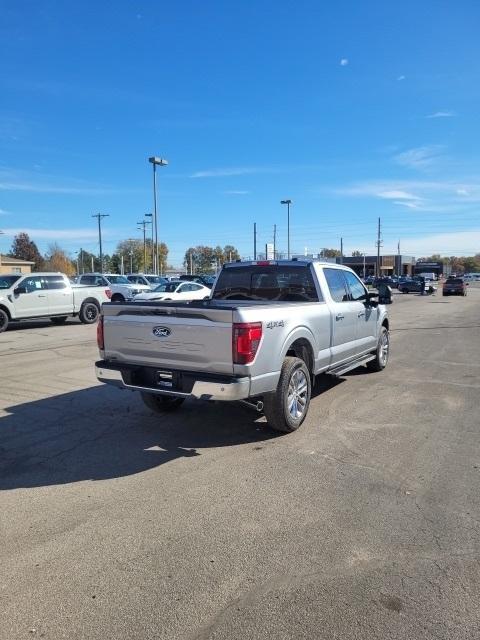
[0,304,12,320]
[81,297,100,309]
[282,333,316,374]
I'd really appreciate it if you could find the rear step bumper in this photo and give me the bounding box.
[95,361,251,401]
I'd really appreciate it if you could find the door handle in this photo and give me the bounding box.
[335,313,345,321]
[357,311,365,318]
[38,294,47,298]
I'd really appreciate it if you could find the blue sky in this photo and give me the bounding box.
[1,0,479,265]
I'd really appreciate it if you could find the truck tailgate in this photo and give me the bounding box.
[102,303,235,375]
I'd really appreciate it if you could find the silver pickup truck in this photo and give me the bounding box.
[96,260,391,432]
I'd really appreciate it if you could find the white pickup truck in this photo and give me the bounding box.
[96,260,391,433]
[0,272,110,332]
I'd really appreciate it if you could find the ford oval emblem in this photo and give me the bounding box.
[152,326,171,338]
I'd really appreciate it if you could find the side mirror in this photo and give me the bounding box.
[363,291,379,307]
[377,283,393,305]
[14,286,27,295]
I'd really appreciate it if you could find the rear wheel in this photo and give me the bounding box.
[367,326,389,372]
[0,308,9,333]
[50,316,68,325]
[79,301,99,324]
[263,356,311,433]
[141,392,185,413]
[111,294,125,303]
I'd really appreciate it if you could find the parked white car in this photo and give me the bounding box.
[126,273,168,289]
[0,272,111,332]
[133,281,211,302]
[77,273,150,302]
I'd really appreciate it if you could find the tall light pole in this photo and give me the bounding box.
[281,199,292,259]
[92,213,109,273]
[148,156,168,274]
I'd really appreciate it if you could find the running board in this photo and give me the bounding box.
[328,354,375,377]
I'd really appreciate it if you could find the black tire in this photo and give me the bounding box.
[79,301,99,324]
[111,294,125,303]
[401,289,408,294]
[263,356,312,433]
[140,392,185,413]
[50,316,68,325]
[0,308,9,333]
[367,325,389,372]
[443,292,447,296]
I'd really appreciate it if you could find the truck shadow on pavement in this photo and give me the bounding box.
[0,376,341,490]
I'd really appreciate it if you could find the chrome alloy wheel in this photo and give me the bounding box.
[379,330,390,366]
[287,369,309,419]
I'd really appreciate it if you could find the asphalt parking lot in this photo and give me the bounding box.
[1,286,479,640]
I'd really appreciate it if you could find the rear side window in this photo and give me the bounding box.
[213,266,320,301]
[45,275,67,290]
[323,269,349,303]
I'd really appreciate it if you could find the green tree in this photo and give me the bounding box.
[114,239,169,274]
[322,248,341,258]
[183,244,240,274]
[9,232,44,270]
[351,250,363,257]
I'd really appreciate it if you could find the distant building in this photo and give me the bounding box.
[337,255,416,277]
[0,255,35,275]
[413,260,445,278]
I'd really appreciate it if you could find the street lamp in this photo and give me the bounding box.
[145,213,154,272]
[148,156,168,274]
[280,199,292,260]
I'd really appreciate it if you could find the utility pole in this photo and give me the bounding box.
[280,199,292,259]
[92,213,109,273]
[376,217,382,277]
[91,255,94,272]
[265,243,268,260]
[397,239,401,277]
[363,253,366,279]
[190,250,193,275]
[273,224,277,259]
[254,222,257,260]
[137,220,151,272]
[340,237,343,264]
[79,248,84,274]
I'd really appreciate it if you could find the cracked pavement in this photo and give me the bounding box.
[1,288,479,639]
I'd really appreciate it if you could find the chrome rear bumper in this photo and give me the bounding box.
[95,364,251,401]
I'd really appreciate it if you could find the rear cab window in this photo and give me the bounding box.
[213,265,321,302]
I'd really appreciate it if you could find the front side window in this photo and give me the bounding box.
[323,268,349,303]
[343,271,367,301]
[105,275,130,285]
[22,276,47,293]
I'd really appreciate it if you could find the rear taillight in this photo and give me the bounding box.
[97,315,104,350]
[232,322,262,365]
[105,288,112,299]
